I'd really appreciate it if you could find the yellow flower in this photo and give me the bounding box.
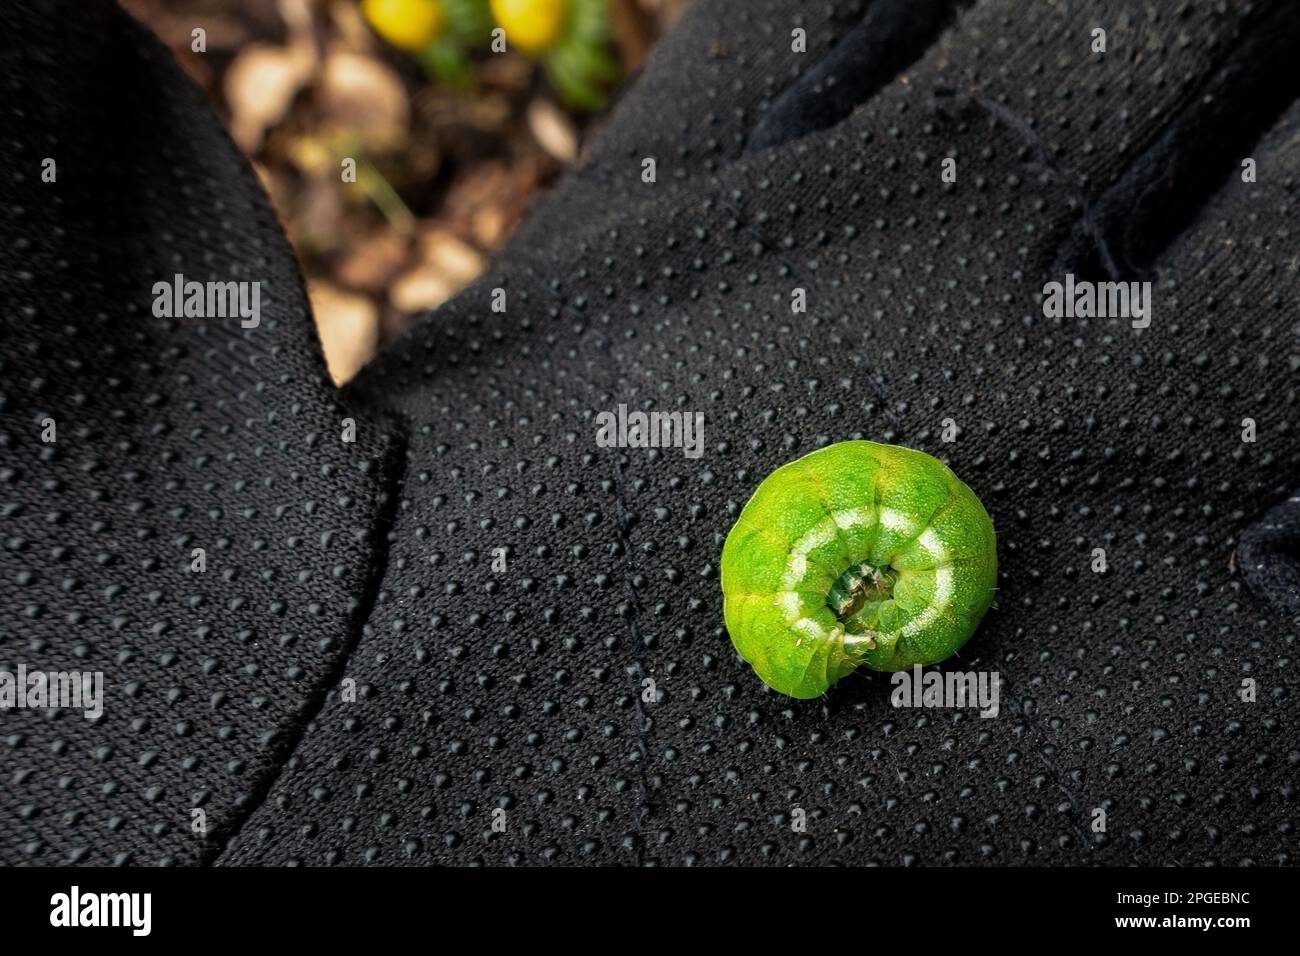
[362,0,447,53]
[490,0,569,58]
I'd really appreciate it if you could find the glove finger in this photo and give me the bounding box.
[1048,2,1300,276]
[745,0,969,153]
[1140,96,1300,609]
[910,0,1286,190]
[816,0,1300,279]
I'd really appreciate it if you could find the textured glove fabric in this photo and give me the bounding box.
[0,3,400,865]
[3,0,1299,867]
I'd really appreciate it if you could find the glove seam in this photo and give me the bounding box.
[203,404,412,865]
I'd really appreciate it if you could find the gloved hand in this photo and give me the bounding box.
[2,0,1297,866]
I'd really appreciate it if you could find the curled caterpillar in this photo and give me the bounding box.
[721,441,997,699]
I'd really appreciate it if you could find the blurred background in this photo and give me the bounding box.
[121,0,684,383]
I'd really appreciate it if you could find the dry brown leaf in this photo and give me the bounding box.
[319,49,409,150]
[326,0,381,53]
[390,228,486,313]
[412,86,512,133]
[309,280,379,385]
[278,0,314,34]
[470,204,509,250]
[527,98,579,164]
[476,51,536,92]
[294,176,346,252]
[336,230,411,293]
[225,40,316,151]
[222,0,317,152]
[641,0,688,30]
[612,0,656,70]
[441,161,544,250]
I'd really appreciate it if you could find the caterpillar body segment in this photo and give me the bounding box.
[721,441,998,698]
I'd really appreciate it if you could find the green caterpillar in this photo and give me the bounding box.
[720,441,998,699]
